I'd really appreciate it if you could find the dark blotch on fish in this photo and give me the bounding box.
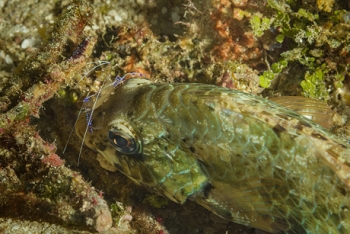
[203,183,214,198]
[295,121,312,131]
[275,113,291,121]
[272,124,287,137]
[311,132,328,141]
[189,146,195,153]
[97,142,107,151]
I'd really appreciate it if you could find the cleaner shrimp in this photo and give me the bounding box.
[62,61,145,165]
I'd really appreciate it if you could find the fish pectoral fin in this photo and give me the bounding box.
[193,178,296,233]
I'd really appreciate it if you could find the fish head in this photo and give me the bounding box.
[75,78,208,204]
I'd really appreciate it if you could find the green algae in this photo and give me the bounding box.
[249,0,350,101]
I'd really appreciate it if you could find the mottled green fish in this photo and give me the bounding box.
[76,78,350,233]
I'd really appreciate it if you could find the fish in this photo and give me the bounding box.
[269,96,334,130]
[75,78,350,233]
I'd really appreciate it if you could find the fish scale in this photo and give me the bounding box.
[76,78,350,233]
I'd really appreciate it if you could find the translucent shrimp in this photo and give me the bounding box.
[63,70,145,166]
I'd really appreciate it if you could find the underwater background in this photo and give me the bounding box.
[0,0,350,233]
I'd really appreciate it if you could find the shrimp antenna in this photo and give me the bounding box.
[76,85,104,166]
[62,60,110,156]
[62,100,86,154]
[68,71,145,166]
[75,60,110,86]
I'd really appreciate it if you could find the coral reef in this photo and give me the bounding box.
[0,0,349,233]
[0,1,112,232]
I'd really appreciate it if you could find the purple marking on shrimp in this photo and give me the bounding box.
[86,114,93,132]
[82,72,145,132]
[113,76,125,87]
[111,72,144,87]
[83,103,94,133]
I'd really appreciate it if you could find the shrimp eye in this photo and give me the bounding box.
[108,127,140,155]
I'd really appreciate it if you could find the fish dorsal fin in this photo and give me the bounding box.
[270,96,334,129]
[194,178,305,233]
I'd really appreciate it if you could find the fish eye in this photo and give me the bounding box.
[108,126,140,155]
